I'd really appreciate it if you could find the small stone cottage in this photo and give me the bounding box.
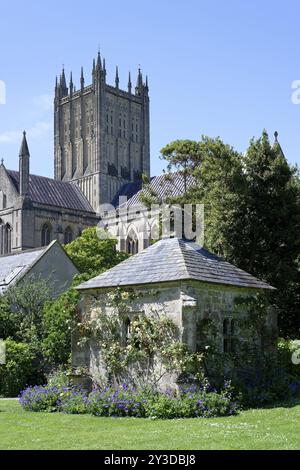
[74,237,276,388]
[0,240,78,296]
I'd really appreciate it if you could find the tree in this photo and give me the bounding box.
[42,288,79,367]
[65,227,129,278]
[237,131,300,337]
[157,133,300,337]
[160,140,202,192]
[2,277,51,344]
[0,295,18,339]
[158,136,246,260]
[236,131,300,284]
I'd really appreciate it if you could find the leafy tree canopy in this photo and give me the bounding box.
[155,132,300,338]
[64,227,129,278]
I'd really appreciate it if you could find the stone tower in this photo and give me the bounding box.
[54,52,150,212]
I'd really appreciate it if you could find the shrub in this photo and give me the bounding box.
[46,366,71,388]
[235,340,300,407]
[19,381,239,419]
[19,385,61,412]
[0,339,36,397]
[144,385,238,419]
[87,385,147,418]
[236,368,300,407]
[42,289,79,367]
[278,338,300,380]
[58,388,89,414]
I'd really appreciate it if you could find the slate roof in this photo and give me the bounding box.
[6,170,95,213]
[0,245,48,293]
[111,180,143,207]
[112,173,195,209]
[77,237,274,291]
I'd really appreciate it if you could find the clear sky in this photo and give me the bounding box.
[1,0,300,177]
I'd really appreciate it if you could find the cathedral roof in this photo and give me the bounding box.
[77,237,274,291]
[112,173,195,209]
[6,170,95,213]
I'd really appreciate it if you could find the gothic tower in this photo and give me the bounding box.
[54,51,150,212]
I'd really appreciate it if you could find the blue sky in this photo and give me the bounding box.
[1,0,300,177]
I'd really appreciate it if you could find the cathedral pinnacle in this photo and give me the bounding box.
[128,71,132,93]
[115,66,119,89]
[97,50,102,70]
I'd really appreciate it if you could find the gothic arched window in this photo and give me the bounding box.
[64,226,73,244]
[0,220,12,255]
[41,223,52,247]
[126,229,139,255]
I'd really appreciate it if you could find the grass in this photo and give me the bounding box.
[0,399,300,450]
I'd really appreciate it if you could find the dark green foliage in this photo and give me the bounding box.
[158,133,300,338]
[0,296,18,339]
[0,229,130,396]
[42,288,79,367]
[0,280,51,395]
[0,339,36,397]
[1,277,51,344]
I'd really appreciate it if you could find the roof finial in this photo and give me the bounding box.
[0,158,4,166]
[274,130,279,143]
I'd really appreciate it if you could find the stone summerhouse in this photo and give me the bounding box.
[74,237,276,388]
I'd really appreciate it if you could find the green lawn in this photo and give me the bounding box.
[0,399,300,450]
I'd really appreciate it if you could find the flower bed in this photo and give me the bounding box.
[19,382,239,419]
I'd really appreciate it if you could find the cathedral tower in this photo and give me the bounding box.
[54,51,150,212]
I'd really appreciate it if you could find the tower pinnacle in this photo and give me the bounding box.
[115,66,119,89]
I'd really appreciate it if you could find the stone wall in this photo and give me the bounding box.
[29,241,78,297]
[73,280,277,388]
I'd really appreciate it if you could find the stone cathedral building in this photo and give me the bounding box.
[0,51,150,255]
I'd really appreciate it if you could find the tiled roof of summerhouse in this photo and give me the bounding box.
[77,237,274,291]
